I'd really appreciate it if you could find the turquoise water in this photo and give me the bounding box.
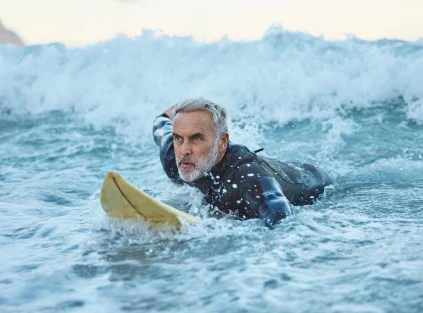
[1,28,423,312]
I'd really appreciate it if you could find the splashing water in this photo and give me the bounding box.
[1,28,422,312]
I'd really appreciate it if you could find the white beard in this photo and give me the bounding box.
[176,141,219,182]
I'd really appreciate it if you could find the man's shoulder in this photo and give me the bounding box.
[221,144,269,177]
[225,143,256,164]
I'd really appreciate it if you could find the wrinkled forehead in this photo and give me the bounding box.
[173,110,215,133]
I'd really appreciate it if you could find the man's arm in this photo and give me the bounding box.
[163,106,175,120]
[256,176,292,228]
[152,108,180,181]
[236,164,293,229]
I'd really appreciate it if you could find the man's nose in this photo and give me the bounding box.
[181,141,192,155]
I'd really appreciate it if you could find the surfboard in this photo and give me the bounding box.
[100,171,199,227]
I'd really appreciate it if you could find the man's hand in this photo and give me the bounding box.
[164,106,175,120]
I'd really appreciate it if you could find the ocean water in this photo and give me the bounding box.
[1,27,423,313]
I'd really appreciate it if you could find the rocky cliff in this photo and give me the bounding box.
[0,20,25,46]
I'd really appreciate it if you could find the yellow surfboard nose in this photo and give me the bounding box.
[100,171,199,227]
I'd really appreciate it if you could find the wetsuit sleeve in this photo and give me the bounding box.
[235,164,293,229]
[152,114,180,181]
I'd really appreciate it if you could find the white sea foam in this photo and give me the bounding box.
[1,28,422,140]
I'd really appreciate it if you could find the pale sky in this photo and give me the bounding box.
[1,0,422,46]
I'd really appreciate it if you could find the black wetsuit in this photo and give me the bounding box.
[153,115,333,228]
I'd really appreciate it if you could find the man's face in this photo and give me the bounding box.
[173,111,219,182]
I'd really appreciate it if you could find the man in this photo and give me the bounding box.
[153,98,333,228]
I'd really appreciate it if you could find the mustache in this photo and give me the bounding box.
[177,157,196,166]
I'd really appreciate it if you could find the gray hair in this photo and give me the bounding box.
[173,97,228,135]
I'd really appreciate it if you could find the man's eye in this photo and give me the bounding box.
[174,136,182,141]
[193,136,201,141]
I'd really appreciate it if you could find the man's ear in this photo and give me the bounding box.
[218,132,229,152]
